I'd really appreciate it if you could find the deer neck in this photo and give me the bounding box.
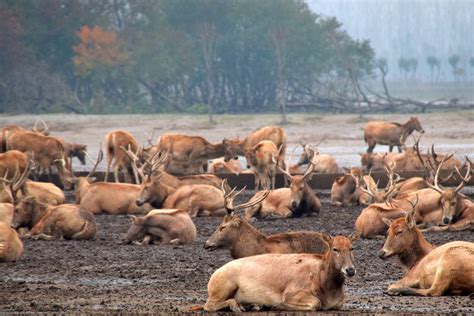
[31,202,52,228]
[205,142,226,159]
[398,230,434,270]
[230,138,247,156]
[400,121,415,141]
[320,251,345,291]
[232,221,267,255]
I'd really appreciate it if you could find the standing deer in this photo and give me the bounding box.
[379,208,474,296]
[200,232,360,312]
[1,120,49,152]
[105,130,140,184]
[363,117,424,153]
[245,140,278,189]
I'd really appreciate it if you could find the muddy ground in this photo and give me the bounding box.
[0,192,472,314]
[0,112,473,313]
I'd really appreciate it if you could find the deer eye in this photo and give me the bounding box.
[333,248,339,252]
[395,230,402,235]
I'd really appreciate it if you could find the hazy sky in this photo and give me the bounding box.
[306,0,474,79]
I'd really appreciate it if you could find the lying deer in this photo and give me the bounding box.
[12,197,97,240]
[0,222,23,262]
[331,167,377,206]
[379,208,474,296]
[123,209,196,246]
[201,232,360,312]
[75,145,152,215]
[209,157,242,174]
[292,140,338,174]
[204,182,329,259]
[363,116,424,153]
[244,151,321,219]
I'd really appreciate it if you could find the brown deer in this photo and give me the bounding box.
[293,140,338,174]
[331,167,373,206]
[105,130,140,183]
[6,131,73,189]
[245,140,278,189]
[1,120,49,152]
[0,222,23,262]
[155,133,236,174]
[0,203,14,225]
[228,125,287,169]
[204,182,329,258]
[363,117,424,153]
[75,145,152,215]
[122,209,196,246]
[358,161,401,204]
[379,209,474,296]
[0,150,30,180]
[244,152,321,219]
[12,197,97,241]
[201,232,360,312]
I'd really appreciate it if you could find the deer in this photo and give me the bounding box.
[228,125,287,169]
[379,208,474,296]
[6,130,73,189]
[245,140,278,189]
[244,151,321,219]
[292,139,338,174]
[331,167,376,206]
[199,232,360,312]
[204,182,330,259]
[155,133,237,174]
[12,196,97,241]
[0,120,49,152]
[0,222,23,262]
[105,130,140,184]
[358,161,401,204]
[134,154,228,217]
[363,117,424,153]
[208,157,242,174]
[75,145,153,215]
[0,203,14,225]
[359,152,401,171]
[122,209,197,246]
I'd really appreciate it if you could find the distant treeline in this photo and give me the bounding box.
[0,0,374,115]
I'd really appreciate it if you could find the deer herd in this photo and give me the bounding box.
[0,117,472,312]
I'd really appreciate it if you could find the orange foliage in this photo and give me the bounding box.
[73,25,128,76]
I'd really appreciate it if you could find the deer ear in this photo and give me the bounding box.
[381,217,393,227]
[348,231,361,242]
[321,232,332,244]
[232,217,242,227]
[406,210,416,229]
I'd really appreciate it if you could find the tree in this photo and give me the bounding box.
[426,56,440,83]
[398,57,410,80]
[469,57,474,80]
[408,58,418,79]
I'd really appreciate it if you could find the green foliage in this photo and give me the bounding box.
[448,54,460,70]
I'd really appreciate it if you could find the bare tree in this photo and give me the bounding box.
[197,22,217,124]
[270,26,288,124]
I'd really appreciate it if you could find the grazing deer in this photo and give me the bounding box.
[379,209,474,296]
[201,232,360,312]
[75,145,152,215]
[228,125,287,169]
[245,140,278,189]
[208,157,242,174]
[1,120,49,152]
[0,222,23,262]
[244,151,321,219]
[123,209,196,246]
[363,117,424,153]
[6,131,73,189]
[105,130,140,184]
[293,139,338,174]
[205,182,329,258]
[155,133,236,174]
[12,197,97,241]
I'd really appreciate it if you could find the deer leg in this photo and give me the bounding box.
[391,266,451,297]
[367,141,376,153]
[389,145,394,152]
[47,165,53,183]
[204,279,243,312]
[446,218,472,231]
[147,227,170,244]
[275,291,321,311]
[204,299,244,313]
[105,155,112,182]
[139,235,152,246]
[385,277,420,295]
[169,238,184,245]
[113,161,121,183]
[244,203,262,220]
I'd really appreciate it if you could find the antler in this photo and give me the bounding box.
[87,143,103,179]
[303,150,320,180]
[33,119,49,134]
[277,146,296,180]
[220,179,269,215]
[424,153,454,193]
[0,162,31,201]
[454,157,472,194]
[144,130,155,147]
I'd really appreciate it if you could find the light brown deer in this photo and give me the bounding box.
[379,209,474,296]
[201,232,360,312]
[123,209,196,246]
[155,133,236,174]
[331,167,373,206]
[293,140,338,174]
[12,197,97,241]
[1,120,49,152]
[363,117,424,153]
[75,145,152,215]
[359,161,401,204]
[245,140,278,189]
[208,157,242,174]
[0,222,23,262]
[228,125,287,169]
[0,203,14,225]
[105,130,140,183]
[244,152,321,219]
